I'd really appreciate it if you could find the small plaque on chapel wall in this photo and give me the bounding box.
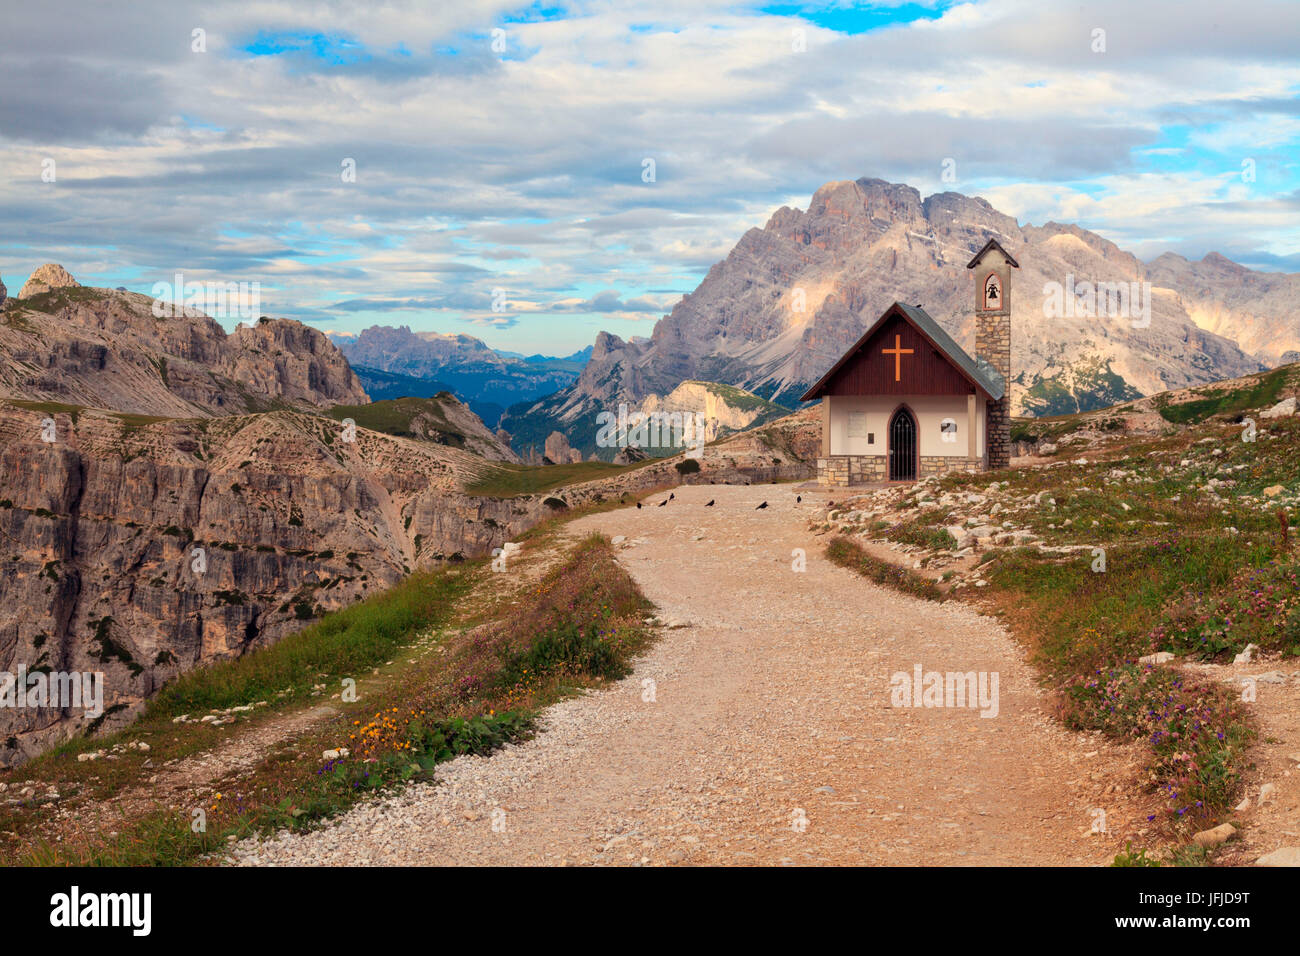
[847,412,868,438]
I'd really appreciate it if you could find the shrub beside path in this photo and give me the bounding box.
[229,483,1148,866]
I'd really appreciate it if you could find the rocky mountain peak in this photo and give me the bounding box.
[1201,251,1250,273]
[18,263,80,298]
[504,177,1280,448]
[0,284,367,415]
[590,330,633,362]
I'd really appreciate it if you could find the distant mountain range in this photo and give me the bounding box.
[500,177,1297,452]
[333,326,589,427]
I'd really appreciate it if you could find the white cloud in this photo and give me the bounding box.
[0,0,1297,353]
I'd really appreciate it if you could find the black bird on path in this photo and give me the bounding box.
[705,499,715,507]
[658,499,668,507]
[756,501,768,510]
[669,493,675,500]
[796,495,802,504]
[636,502,642,509]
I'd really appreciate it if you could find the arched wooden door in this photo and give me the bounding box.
[888,406,917,481]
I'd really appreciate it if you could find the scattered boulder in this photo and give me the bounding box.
[944,525,974,549]
[1260,397,1296,419]
[1256,847,1300,866]
[544,431,584,465]
[1233,643,1260,665]
[1192,823,1236,848]
[18,263,80,298]
[1251,671,1288,684]
[613,445,648,465]
[1139,652,1175,665]
[1038,442,1058,455]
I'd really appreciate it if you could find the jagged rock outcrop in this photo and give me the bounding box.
[1,275,366,416]
[612,445,647,465]
[0,274,7,308]
[18,263,80,298]
[224,320,368,409]
[544,430,582,464]
[504,178,1271,446]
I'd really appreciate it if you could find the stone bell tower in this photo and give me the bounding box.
[967,239,1018,470]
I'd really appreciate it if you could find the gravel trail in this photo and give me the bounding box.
[228,483,1145,866]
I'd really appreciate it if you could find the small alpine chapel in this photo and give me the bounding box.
[802,239,1017,486]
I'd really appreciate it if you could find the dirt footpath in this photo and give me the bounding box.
[229,483,1147,866]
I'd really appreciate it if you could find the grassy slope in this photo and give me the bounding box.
[1012,362,1297,443]
[1152,366,1289,425]
[8,534,655,865]
[825,536,945,602]
[325,394,470,445]
[464,458,657,497]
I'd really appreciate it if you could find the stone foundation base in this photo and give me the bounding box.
[817,455,886,486]
[919,455,983,478]
[817,455,984,486]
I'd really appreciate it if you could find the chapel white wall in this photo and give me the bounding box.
[827,394,985,458]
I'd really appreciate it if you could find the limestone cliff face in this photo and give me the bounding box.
[639,381,788,442]
[1146,252,1300,366]
[223,320,369,409]
[0,272,367,416]
[0,404,526,765]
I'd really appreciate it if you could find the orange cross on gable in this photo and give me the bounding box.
[881,333,914,382]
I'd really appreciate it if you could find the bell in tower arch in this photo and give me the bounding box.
[984,272,1001,309]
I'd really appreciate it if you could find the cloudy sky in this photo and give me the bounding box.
[1,0,1297,355]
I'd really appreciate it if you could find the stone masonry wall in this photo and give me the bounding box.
[919,455,982,477]
[818,455,982,486]
[976,311,1011,470]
